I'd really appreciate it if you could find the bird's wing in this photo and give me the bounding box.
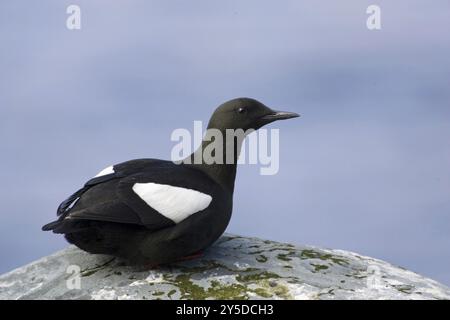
[44,160,217,233]
[55,159,166,217]
[115,168,215,229]
[43,159,170,231]
[56,171,119,217]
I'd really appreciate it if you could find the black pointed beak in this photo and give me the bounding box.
[260,110,300,121]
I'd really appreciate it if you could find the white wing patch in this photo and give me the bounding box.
[132,182,212,224]
[94,165,114,177]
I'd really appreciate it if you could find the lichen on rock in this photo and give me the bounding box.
[0,234,449,300]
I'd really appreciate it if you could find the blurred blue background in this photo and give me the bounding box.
[1,1,449,285]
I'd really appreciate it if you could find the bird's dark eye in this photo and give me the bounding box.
[237,107,247,114]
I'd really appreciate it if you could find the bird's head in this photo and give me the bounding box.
[207,98,299,132]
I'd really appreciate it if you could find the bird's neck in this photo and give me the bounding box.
[185,127,245,193]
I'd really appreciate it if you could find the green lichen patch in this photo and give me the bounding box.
[160,261,293,300]
[311,264,329,273]
[169,274,249,299]
[256,255,268,263]
[175,260,233,274]
[268,246,296,253]
[317,288,335,297]
[81,269,99,277]
[236,271,281,283]
[167,289,177,298]
[252,288,273,298]
[392,284,415,294]
[277,253,292,262]
[270,282,292,299]
[80,258,116,277]
[300,250,349,266]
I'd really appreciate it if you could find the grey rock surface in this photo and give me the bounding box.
[1,234,449,300]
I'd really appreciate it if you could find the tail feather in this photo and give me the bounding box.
[56,186,87,216]
[42,219,62,231]
[42,218,92,234]
[43,186,89,232]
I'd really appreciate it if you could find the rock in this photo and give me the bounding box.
[1,234,449,300]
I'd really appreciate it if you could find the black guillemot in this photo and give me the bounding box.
[42,98,299,265]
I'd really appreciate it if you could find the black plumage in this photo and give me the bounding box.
[42,98,299,265]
